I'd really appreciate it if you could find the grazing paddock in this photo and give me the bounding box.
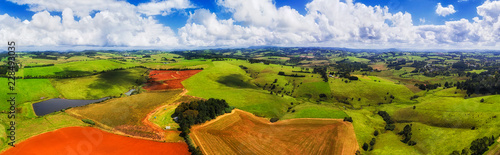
[51,68,147,99]
[0,78,60,111]
[22,59,136,77]
[183,61,296,118]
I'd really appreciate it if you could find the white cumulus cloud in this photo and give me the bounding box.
[1,0,500,50]
[1,0,184,48]
[419,18,426,24]
[180,0,418,48]
[138,0,194,16]
[436,3,456,17]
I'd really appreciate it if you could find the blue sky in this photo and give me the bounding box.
[0,0,486,30]
[0,0,499,50]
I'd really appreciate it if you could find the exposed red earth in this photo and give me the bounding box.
[143,70,202,90]
[1,127,189,155]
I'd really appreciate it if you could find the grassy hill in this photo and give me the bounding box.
[183,61,297,118]
[51,68,147,99]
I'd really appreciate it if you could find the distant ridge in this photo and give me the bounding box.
[1,46,500,53]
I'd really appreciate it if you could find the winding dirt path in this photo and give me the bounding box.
[140,88,205,141]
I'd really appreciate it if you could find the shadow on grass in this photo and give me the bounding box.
[88,69,138,93]
[54,69,93,77]
[217,74,257,89]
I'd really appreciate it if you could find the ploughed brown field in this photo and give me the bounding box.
[1,127,189,155]
[143,70,201,90]
[190,109,359,155]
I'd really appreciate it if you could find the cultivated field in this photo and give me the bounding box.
[0,112,87,152]
[66,90,183,140]
[190,109,359,155]
[143,70,202,90]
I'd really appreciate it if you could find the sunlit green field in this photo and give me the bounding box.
[329,75,415,107]
[281,103,348,119]
[183,61,297,118]
[21,59,137,77]
[50,68,147,99]
[0,78,60,111]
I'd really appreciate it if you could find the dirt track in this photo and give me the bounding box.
[140,89,204,141]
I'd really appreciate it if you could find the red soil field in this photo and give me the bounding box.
[143,70,201,90]
[2,127,189,155]
[191,109,359,155]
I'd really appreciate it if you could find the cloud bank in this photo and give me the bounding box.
[436,3,456,17]
[1,0,500,50]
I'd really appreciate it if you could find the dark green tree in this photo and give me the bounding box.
[362,143,369,151]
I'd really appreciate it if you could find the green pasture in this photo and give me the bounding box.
[467,69,487,74]
[0,78,60,111]
[370,132,421,155]
[406,122,498,155]
[328,75,414,107]
[281,103,348,119]
[21,59,137,77]
[295,81,331,101]
[393,94,500,128]
[150,96,201,131]
[50,68,147,99]
[345,109,386,150]
[183,61,297,118]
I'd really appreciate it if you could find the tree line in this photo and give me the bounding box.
[377,111,395,131]
[456,71,500,95]
[23,64,55,68]
[20,66,146,79]
[450,135,498,155]
[414,83,441,91]
[172,98,233,155]
[332,62,372,78]
[278,71,306,77]
[312,67,328,82]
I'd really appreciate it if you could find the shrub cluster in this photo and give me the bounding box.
[450,135,497,155]
[81,119,95,125]
[172,98,233,155]
[377,111,395,131]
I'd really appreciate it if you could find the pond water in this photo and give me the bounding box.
[124,89,136,96]
[32,97,109,116]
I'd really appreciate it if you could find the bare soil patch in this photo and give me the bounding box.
[2,127,189,155]
[143,70,202,90]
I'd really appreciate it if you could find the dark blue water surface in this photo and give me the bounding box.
[32,97,109,116]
